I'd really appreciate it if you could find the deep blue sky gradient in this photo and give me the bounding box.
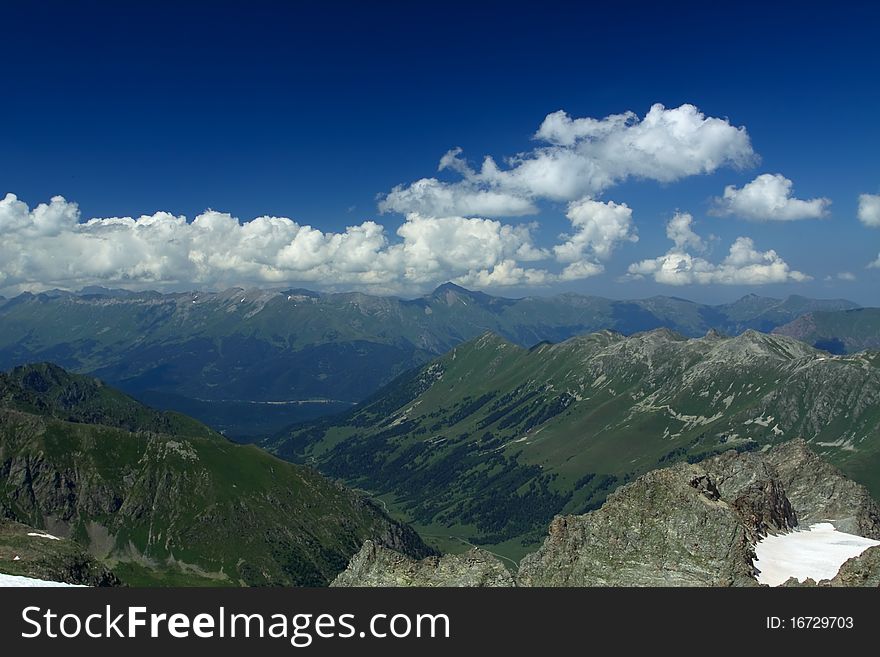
[1,0,878,302]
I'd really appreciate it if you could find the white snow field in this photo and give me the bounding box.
[754,522,880,586]
[0,572,83,587]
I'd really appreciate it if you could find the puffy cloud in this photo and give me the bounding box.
[824,272,856,281]
[858,193,880,227]
[712,173,830,221]
[380,103,756,218]
[0,193,565,294]
[870,256,880,270]
[553,199,637,263]
[558,260,604,281]
[379,177,538,218]
[628,213,809,285]
[0,193,81,236]
[391,214,548,284]
[454,260,553,288]
[665,211,706,252]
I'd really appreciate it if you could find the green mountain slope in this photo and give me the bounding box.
[269,329,880,559]
[773,308,880,354]
[0,362,217,438]
[0,365,431,586]
[0,286,858,436]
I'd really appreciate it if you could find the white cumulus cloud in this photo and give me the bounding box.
[858,193,880,227]
[665,211,706,252]
[628,213,809,285]
[553,199,638,263]
[712,173,830,221]
[0,192,574,295]
[380,103,756,218]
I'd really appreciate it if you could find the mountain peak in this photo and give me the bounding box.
[6,361,82,390]
[431,282,472,296]
[633,327,686,342]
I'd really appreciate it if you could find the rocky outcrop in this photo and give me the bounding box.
[761,440,880,538]
[518,440,876,587]
[517,461,769,587]
[331,540,514,587]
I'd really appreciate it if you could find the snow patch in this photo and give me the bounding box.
[754,523,880,587]
[815,437,857,451]
[27,532,61,541]
[745,415,775,427]
[0,573,84,587]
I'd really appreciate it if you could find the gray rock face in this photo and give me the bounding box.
[517,462,768,587]
[331,540,514,587]
[761,440,880,538]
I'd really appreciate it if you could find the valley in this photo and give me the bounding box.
[269,329,880,559]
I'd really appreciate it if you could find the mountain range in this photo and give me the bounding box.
[0,363,431,586]
[268,328,880,559]
[0,285,863,437]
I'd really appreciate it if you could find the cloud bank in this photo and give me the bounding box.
[380,103,756,218]
[628,212,809,285]
[712,174,830,221]
[0,193,554,293]
[1,193,643,294]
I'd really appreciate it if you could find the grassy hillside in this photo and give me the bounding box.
[0,365,431,586]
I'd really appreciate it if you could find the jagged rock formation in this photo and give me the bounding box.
[334,441,880,587]
[517,461,774,587]
[760,441,880,538]
[0,518,119,586]
[331,540,514,587]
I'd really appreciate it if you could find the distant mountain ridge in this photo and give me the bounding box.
[773,308,880,354]
[0,285,861,436]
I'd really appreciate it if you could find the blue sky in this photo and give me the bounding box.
[1,0,879,303]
